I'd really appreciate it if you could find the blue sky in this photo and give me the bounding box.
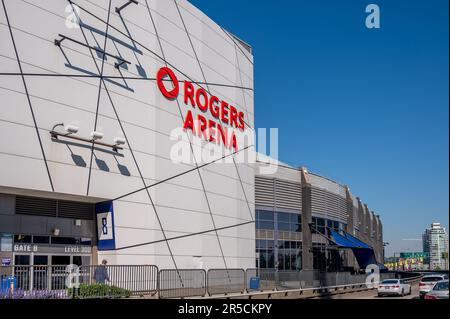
[189,0,449,257]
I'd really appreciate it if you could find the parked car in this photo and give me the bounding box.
[424,280,449,299]
[377,279,411,297]
[419,275,448,299]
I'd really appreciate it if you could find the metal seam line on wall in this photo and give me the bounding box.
[65,0,181,271]
[148,0,227,269]
[115,220,255,251]
[0,73,254,91]
[173,0,231,270]
[70,0,255,131]
[86,0,112,196]
[1,0,55,191]
[173,0,255,224]
[111,144,254,202]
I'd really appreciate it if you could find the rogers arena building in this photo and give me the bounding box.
[0,0,256,269]
[0,0,384,272]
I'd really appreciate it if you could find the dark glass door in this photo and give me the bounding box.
[33,255,48,265]
[72,256,82,266]
[14,255,30,265]
[51,255,70,266]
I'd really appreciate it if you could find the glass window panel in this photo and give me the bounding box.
[278,222,290,231]
[32,236,50,244]
[291,223,301,233]
[267,250,274,268]
[317,218,325,226]
[267,240,274,249]
[285,251,291,270]
[278,241,289,249]
[80,238,92,246]
[260,252,267,268]
[258,211,274,221]
[14,235,32,243]
[277,253,284,270]
[257,221,274,230]
[291,214,301,223]
[295,251,302,270]
[277,212,290,222]
[0,234,13,252]
[261,240,268,248]
[51,237,78,245]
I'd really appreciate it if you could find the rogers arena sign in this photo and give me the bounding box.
[156,67,245,151]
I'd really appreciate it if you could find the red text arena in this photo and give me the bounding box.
[156,67,245,151]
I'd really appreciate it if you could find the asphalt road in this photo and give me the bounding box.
[314,282,420,299]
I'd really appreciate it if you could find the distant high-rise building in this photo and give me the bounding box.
[423,223,449,270]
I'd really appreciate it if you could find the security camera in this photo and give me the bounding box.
[114,137,126,146]
[91,131,104,140]
[64,125,79,135]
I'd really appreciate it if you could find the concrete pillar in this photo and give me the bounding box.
[344,186,356,270]
[378,216,384,262]
[373,213,380,262]
[364,204,371,244]
[300,167,313,271]
[369,210,376,248]
[357,198,365,241]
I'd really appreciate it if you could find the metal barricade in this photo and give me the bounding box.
[245,268,277,291]
[159,269,206,299]
[72,265,158,298]
[1,265,158,299]
[207,269,245,295]
[0,265,70,299]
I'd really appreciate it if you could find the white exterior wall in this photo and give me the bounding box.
[0,0,255,269]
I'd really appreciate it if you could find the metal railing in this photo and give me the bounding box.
[1,264,417,299]
[246,268,276,291]
[207,269,245,295]
[0,265,158,299]
[158,269,206,299]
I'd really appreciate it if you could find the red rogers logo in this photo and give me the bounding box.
[156,67,245,151]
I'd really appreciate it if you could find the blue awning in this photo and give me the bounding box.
[352,248,378,268]
[327,229,378,269]
[343,232,372,249]
[329,229,358,248]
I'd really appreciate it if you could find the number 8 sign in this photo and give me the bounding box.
[95,201,116,250]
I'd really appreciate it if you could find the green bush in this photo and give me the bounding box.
[68,283,131,299]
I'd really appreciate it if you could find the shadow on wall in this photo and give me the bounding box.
[58,139,130,176]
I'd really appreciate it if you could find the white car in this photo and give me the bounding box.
[419,275,448,299]
[424,280,449,299]
[377,279,411,297]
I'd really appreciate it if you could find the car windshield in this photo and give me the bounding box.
[382,280,399,284]
[433,282,449,291]
[422,276,443,282]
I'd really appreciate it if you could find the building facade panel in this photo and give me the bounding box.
[0,0,254,270]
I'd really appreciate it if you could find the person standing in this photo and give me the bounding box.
[94,259,110,284]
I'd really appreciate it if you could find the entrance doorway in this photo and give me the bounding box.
[51,255,71,266]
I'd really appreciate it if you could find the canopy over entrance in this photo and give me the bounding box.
[329,229,379,269]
